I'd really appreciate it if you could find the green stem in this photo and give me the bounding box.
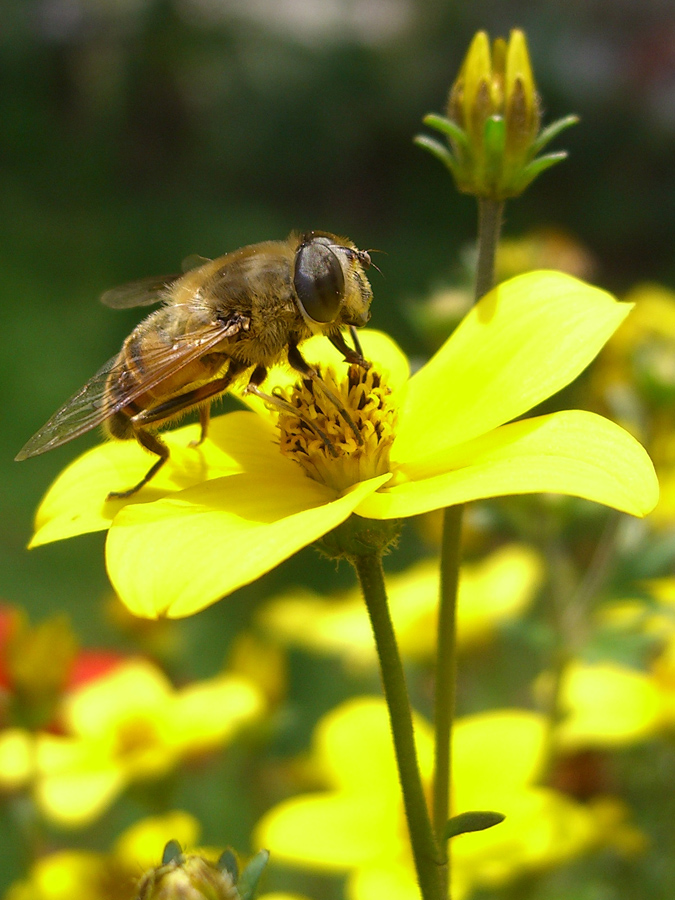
[433,197,504,897]
[433,504,463,892]
[354,552,443,900]
[474,198,504,303]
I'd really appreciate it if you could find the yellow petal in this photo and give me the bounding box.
[453,710,546,806]
[553,662,662,748]
[395,271,632,463]
[360,410,658,519]
[63,658,172,740]
[29,420,247,547]
[313,696,434,792]
[113,811,201,869]
[170,674,264,753]
[349,861,444,900]
[107,472,390,618]
[34,734,126,827]
[0,728,34,789]
[255,792,397,871]
[10,851,104,900]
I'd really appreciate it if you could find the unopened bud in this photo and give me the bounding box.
[416,29,577,200]
[137,852,239,900]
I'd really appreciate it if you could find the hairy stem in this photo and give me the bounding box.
[434,196,504,896]
[354,552,443,900]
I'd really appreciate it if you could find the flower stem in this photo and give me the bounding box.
[433,196,504,896]
[474,198,504,303]
[354,552,443,900]
[433,503,462,893]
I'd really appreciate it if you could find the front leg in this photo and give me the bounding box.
[286,342,363,446]
[328,329,370,369]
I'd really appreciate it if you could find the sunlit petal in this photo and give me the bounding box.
[29,422,246,547]
[107,473,390,618]
[113,811,201,869]
[170,674,264,753]
[359,410,658,519]
[313,696,434,792]
[255,792,397,871]
[553,662,662,748]
[395,271,632,460]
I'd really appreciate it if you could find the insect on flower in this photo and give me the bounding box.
[16,231,374,499]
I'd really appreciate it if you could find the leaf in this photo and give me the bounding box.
[161,840,183,865]
[444,810,505,840]
[237,849,270,900]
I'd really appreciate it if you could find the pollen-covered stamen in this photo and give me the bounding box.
[277,364,397,493]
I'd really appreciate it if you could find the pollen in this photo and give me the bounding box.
[276,364,397,493]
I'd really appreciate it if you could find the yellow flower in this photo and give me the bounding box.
[255,697,627,900]
[538,661,663,749]
[257,543,542,666]
[0,658,264,827]
[4,811,200,900]
[29,271,657,618]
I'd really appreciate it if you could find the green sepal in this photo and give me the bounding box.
[414,135,459,176]
[161,840,183,866]
[422,113,468,150]
[483,115,506,180]
[217,849,239,883]
[444,810,505,840]
[530,114,579,156]
[237,849,270,900]
[517,151,569,192]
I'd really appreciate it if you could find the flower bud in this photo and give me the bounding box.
[137,852,239,900]
[416,30,578,200]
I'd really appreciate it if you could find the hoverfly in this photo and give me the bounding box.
[17,231,373,498]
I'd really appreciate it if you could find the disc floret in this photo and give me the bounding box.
[276,364,398,493]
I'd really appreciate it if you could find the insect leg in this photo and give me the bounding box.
[287,343,363,446]
[244,368,338,457]
[328,328,370,368]
[107,429,169,501]
[194,404,211,447]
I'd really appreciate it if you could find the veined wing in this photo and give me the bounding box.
[100,274,182,309]
[15,314,250,459]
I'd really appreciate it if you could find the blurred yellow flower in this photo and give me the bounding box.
[0,658,264,827]
[257,543,542,666]
[255,697,631,900]
[4,810,199,900]
[29,272,657,619]
[539,661,663,750]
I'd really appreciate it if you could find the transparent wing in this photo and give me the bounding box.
[100,274,182,309]
[15,314,250,459]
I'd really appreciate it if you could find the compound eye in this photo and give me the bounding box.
[294,239,345,323]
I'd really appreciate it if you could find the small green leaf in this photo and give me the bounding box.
[422,113,468,149]
[238,849,270,900]
[530,114,579,156]
[518,151,569,191]
[444,810,505,840]
[161,840,183,866]
[218,848,239,883]
[413,136,459,176]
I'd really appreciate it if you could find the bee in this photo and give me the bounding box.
[16,231,373,499]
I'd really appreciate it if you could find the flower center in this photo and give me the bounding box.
[276,364,397,493]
